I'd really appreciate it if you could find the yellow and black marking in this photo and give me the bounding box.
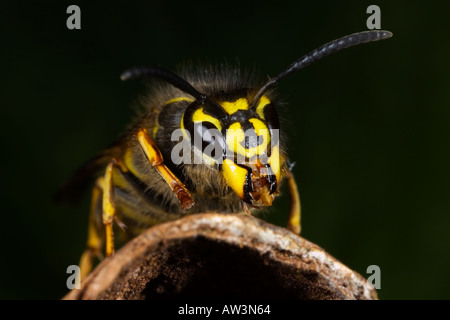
[56,30,392,280]
[180,95,281,205]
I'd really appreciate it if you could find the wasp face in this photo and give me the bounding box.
[182,93,282,207]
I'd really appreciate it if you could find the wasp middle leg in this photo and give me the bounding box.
[79,159,127,279]
[79,177,105,280]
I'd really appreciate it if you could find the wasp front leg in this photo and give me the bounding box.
[137,128,194,210]
[285,169,301,235]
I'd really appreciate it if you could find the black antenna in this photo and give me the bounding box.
[121,66,207,104]
[252,30,393,107]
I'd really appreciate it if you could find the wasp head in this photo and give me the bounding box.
[183,93,282,207]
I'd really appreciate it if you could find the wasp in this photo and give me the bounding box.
[57,30,392,279]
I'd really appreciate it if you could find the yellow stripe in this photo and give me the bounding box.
[112,168,129,190]
[123,148,145,181]
[163,96,195,106]
[226,122,245,156]
[268,145,280,181]
[192,107,222,131]
[152,126,159,139]
[249,118,270,153]
[226,120,270,159]
[256,96,271,119]
[222,158,248,199]
[221,98,249,115]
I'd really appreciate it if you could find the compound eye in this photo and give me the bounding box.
[193,122,225,157]
[183,102,227,160]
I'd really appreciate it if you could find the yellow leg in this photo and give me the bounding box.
[102,160,117,257]
[79,177,105,280]
[286,169,301,235]
[137,128,194,210]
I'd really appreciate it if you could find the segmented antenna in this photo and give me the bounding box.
[252,30,393,107]
[121,66,207,104]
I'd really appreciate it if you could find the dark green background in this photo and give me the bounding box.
[1,1,449,299]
